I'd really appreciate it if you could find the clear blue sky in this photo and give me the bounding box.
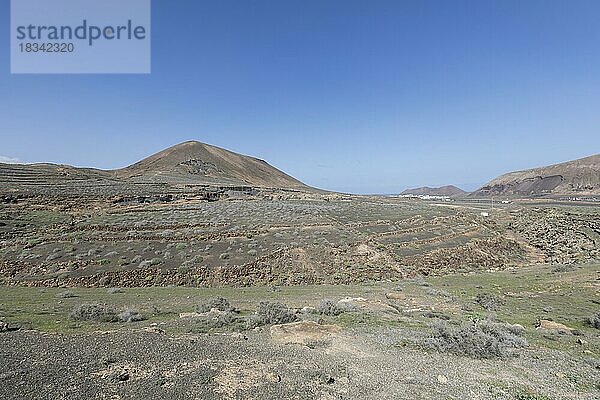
[1,0,599,193]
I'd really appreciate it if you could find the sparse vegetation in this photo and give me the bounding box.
[475,292,505,311]
[197,297,236,313]
[118,309,145,323]
[513,390,554,400]
[314,299,343,316]
[190,309,245,333]
[247,301,298,327]
[57,290,78,299]
[69,304,119,323]
[313,299,356,316]
[427,319,527,359]
[1,177,599,399]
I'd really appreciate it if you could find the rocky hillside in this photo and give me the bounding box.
[473,154,600,197]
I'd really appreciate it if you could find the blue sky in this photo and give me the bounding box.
[1,0,599,193]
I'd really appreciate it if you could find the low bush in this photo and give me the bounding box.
[69,304,119,323]
[191,309,245,333]
[315,299,342,316]
[475,292,505,311]
[314,299,356,316]
[197,297,236,313]
[422,310,451,320]
[247,301,298,327]
[118,309,145,323]
[427,319,527,359]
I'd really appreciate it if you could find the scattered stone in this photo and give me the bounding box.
[142,326,164,334]
[437,374,448,384]
[179,312,201,318]
[117,370,130,382]
[57,290,78,299]
[536,320,574,334]
[588,312,600,329]
[337,297,398,314]
[0,320,21,333]
[385,292,406,300]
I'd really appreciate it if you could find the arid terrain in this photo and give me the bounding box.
[1,143,599,399]
[473,154,600,198]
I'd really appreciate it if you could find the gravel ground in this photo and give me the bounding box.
[1,327,598,400]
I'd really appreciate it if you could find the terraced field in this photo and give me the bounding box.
[1,191,598,288]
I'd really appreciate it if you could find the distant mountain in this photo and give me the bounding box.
[400,185,466,197]
[472,154,600,197]
[115,141,308,189]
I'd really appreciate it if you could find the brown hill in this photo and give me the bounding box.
[115,141,308,189]
[0,141,311,196]
[473,154,600,197]
[400,185,466,197]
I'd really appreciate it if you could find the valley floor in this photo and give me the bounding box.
[1,263,599,400]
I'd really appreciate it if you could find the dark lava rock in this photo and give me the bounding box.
[0,320,21,333]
